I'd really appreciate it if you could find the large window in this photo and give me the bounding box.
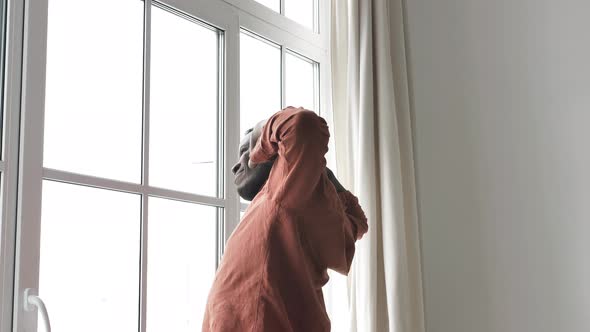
[6,0,330,331]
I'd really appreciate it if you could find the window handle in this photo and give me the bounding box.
[24,288,52,332]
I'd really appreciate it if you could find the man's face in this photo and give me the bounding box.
[231,122,274,201]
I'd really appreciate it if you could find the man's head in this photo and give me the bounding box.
[231,119,274,201]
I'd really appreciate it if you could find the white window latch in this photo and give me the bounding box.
[24,288,52,332]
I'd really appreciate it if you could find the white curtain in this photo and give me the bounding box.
[329,0,426,331]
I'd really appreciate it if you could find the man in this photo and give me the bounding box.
[202,106,368,331]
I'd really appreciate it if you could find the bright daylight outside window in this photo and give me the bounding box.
[254,0,317,30]
[6,0,341,331]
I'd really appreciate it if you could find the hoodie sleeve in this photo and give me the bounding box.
[250,106,368,275]
[250,106,330,210]
[319,189,369,275]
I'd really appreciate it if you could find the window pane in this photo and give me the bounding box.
[254,0,279,12]
[285,0,315,30]
[43,0,143,183]
[240,32,281,136]
[39,180,141,332]
[150,6,218,197]
[285,52,316,111]
[147,197,217,332]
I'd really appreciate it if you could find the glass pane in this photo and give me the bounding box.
[285,0,315,30]
[146,197,217,332]
[43,0,143,183]
[240,32,281,136]
[150,6,218,197]
[254,0,279,12]
[39,180,141,332]
[285,52,316,112]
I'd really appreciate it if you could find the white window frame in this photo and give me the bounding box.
[2,0,331,331]
[1,0,26,330]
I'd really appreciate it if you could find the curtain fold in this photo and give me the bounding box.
[329,0,426,331]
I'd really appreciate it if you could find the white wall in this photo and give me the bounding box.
[404,1,590,331]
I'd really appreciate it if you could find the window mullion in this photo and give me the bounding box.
[313,0,318,33]
[222,15,241,251]
[139,1,152,332]
[314,61,320,113]
[216,29,225,268]
[280,46,286,108]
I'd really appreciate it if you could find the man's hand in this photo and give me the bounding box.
[326,167,346,193]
